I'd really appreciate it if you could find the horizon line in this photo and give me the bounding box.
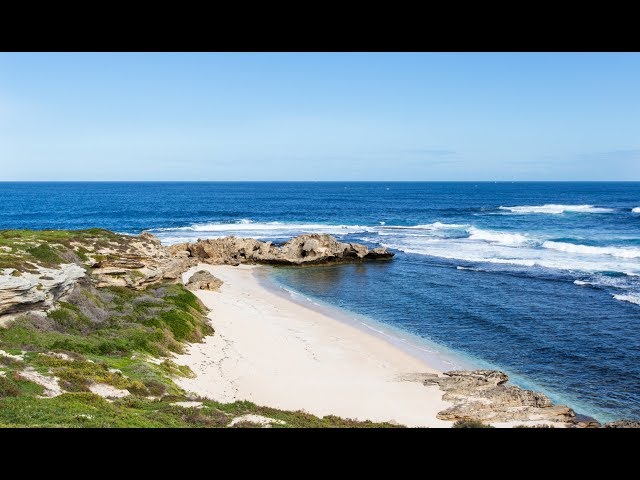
[2,180,640,183]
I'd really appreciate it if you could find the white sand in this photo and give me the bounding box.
[174,264,452,428]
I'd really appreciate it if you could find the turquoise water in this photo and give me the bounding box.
[1,181,639,422]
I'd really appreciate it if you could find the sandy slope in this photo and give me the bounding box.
[174,264,452,427]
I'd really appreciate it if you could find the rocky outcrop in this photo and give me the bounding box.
[168,233,393,266]
[185,271,223,291]
[418,370,575,424]
[603,420,640,428]
[91,232,196,289]
[1,230,392,319]
[0,231,197,318]
[0,264,85,317]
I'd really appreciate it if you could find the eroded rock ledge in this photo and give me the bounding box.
[168,233,393,266]
[403,370,575,425]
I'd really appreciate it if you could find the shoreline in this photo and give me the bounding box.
[259,267,604,424]
[174,264,454,427]
[253,267,477,373]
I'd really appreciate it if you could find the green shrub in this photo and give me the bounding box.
[452,419,495,428]
[26,244,63,265]
[0,376,20,398]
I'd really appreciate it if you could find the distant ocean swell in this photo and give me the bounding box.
[149,209,640,308]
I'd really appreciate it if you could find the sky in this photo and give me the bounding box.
[1,52,639,181]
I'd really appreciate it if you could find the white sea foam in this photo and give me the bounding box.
[152,219,640,281]
[153,220,472,244]
[466,227,529,246]
[380,222,468,230]
[151,220,375,241]
[633,207,640,213]
[159,220,371,233]
[499,204,614,214]
[456,266,482,271]
[573,280,590,286]
[613,294,640,306]
[379,234,640,276]
[543,241,640,259]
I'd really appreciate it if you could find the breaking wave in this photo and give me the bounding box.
[467,227,529,246]
[542,241,640,259]
[613,294,640,306]
[151,219,640,287]
[499,204,614,214]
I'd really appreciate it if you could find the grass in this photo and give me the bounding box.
[0,393,402,428]
[25,244,63,265]
[0,228,131,271]
[0,279,211,403]
[0,375,21,398]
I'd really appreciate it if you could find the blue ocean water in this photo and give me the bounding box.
[1,181,639,422]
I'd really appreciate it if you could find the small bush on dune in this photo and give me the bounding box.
[0,376,20,398]
[452,419,495,428]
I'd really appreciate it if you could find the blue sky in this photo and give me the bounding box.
[1,52,639,181]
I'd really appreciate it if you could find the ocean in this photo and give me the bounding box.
[1,181,638,422]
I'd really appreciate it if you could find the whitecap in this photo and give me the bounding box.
[499,204,614,214]
[379,222,469,231]
[543,241,640,259]
[466,227,529,246]
[632,207,640,213]
[612,294,640,306]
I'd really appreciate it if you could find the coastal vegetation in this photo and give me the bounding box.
[452,419,495,428]
[0,228,125,271]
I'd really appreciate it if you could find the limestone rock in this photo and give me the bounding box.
[174,233,393,266]
[91,232,196,289]
[603,420,640,428]
[573,420,602,428]
[185,270,223,291]
[0,264,85,316]
[423,369,575,424]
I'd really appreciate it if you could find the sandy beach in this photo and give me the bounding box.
[174,264,453,427]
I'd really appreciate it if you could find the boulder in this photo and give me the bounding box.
[185,270,223,291]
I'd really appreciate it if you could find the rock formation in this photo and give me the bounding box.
[91,232,195,289]
[0,230,195,318]
[1,230,390,320]
[603,420,640,428]
[168,233,394,266]
[415,370,575,424]
[185,270,223,291]
[0,264,85,317]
